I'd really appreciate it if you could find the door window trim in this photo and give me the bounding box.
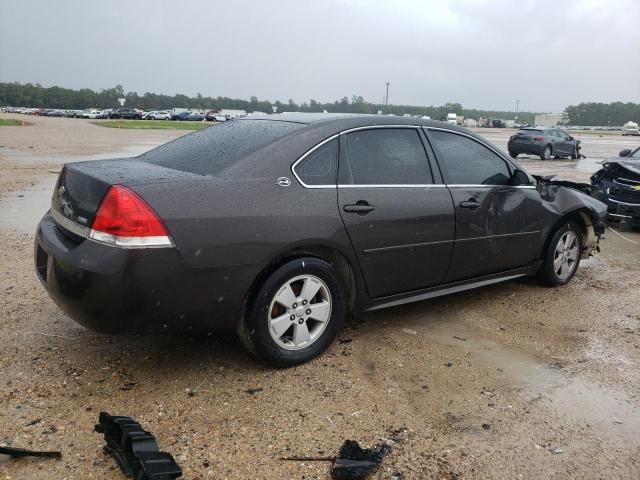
[292,125,441,189]
[338,126,436,187]
[290,134,340,189]
[291,124,535,189]
[424,127,535,188]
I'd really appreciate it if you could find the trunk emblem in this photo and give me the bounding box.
[277,177,291,187]
[57,185,74,217]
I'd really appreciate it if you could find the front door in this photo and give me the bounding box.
[337,127,456,298]
[426,128,546,282]
[555,130,574,156]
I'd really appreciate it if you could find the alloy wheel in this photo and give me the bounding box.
[268,274,332,350]
[553,231,579,281]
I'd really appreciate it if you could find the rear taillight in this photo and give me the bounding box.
[533,136,544,141]
[89,185,173,247]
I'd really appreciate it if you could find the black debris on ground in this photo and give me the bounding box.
[330,440,391,480]
[0,446,61,460]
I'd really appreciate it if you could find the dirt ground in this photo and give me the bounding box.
[1,114,640,479]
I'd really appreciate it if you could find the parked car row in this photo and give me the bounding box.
[1,106,243,122]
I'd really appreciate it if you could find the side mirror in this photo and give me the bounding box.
[619,149,631,157]
[568,136,574,141]
[511,169,531,186]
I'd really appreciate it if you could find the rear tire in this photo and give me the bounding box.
[509,151,518,158]
[540,145,552,160]
[537,222,582,286]
[240,257,346,366]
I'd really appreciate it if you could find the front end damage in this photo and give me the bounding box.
[591,159,640,228]
[534,175,606,258]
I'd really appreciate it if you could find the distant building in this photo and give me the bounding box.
[534,113,564,126]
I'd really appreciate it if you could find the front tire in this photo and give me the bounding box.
[241,257,346,366]
[509,151,518,158]
[540,145,552,160]
[538,222,582,286]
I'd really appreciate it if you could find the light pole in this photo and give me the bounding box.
[385,82,390,113]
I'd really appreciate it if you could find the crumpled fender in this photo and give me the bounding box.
[535,176,607,258]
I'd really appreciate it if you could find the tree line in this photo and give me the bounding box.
[5,81,639,125]
[564,102,640,126]
[0,82,540,123]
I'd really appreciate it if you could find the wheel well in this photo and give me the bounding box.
[239,246,358,330]
[541,209,596,259]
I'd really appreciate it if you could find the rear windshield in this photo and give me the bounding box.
[140,119,305,175]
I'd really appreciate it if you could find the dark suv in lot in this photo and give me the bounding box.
[508,127,580,160]
[108,108,142,120]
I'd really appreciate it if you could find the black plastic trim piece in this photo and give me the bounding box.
[95,412,182,480]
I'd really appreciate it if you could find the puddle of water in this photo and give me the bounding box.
[0,175,57,233]
[421,322,640,439]
[0,143,161,165]
[575,157,605,173]
[0,143,167,234]
[547,377,640,438]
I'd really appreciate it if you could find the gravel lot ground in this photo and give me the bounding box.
[1,114,640,479]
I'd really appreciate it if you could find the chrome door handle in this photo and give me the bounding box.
[459,200,480,209]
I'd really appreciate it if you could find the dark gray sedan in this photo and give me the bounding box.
[508,127,580,160]
[35,114,606,365]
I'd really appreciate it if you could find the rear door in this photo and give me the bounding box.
[337,127,455,298]
[426,128,546,282]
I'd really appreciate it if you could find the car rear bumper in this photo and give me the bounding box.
[35,212,262,334]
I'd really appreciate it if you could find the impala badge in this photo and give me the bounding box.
[277,177,291,187]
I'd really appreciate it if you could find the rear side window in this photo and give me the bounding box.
[340,129,432,185]
[295,138,338,186]
[429,130,512,185]
[140,119,304,175]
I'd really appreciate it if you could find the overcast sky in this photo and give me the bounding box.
[1,0,638,112]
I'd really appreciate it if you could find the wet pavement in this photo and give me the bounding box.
[1,116,640,479]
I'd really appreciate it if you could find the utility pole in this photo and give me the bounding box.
[515,99,519,120]
[385,82,390,113]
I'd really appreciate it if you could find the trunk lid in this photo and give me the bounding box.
[51,158,202,239]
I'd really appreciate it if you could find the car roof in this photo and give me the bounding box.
[520,126,562,131]
[221,112,506,179]
[236,112,471,132]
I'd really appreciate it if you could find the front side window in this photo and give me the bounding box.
[340,129,432,185]
[428,130,512,185]
[295,138,338,185]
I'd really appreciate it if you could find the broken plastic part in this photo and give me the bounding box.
[330,440,391,480]
[0,446,61,459]
[95,412,182,480]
